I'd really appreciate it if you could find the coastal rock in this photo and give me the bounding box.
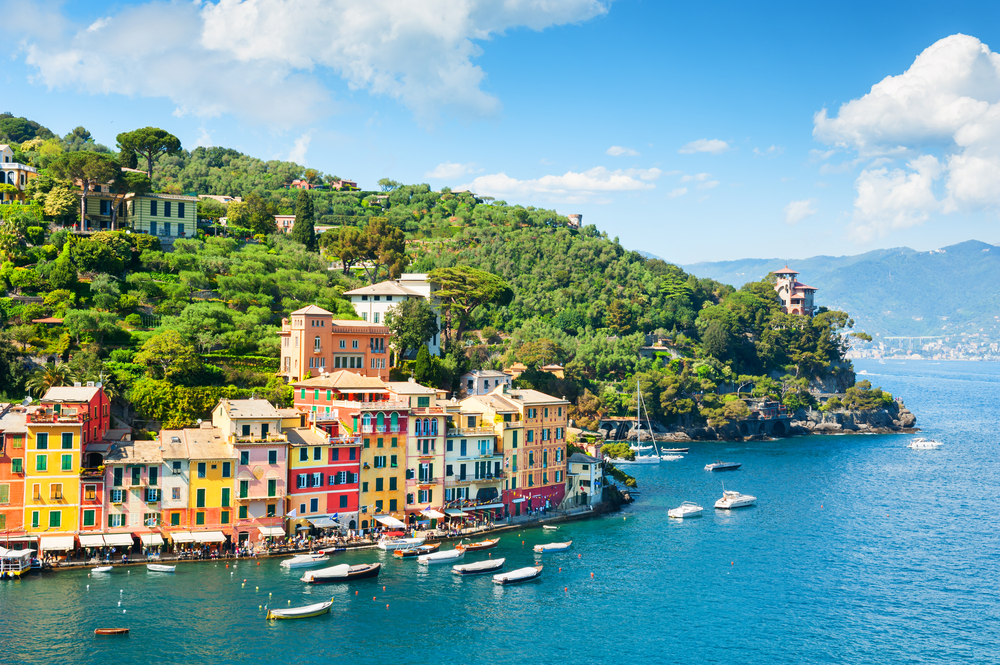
[813,422,843,432]
[897,408,916,427]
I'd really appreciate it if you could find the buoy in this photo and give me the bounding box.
[355,591,358,595]
[244,579,247,583]
[259,605,262,610]
[118,601,121,607]
[590,572,594,579]
[559,567,562,572]
[578,554,581,559]
[732,562,734,566]
[564,587,568,592]
[373,596,376,601]
[488,553,492,557]
[256,586,259,591]
[226,564,229,568]
[382,586,385,591]
[87,585,90,589]
[120,590,123,594]
[288,600,291,605]
[269,592,272,597]
[257,562,260,566]
[242,584,245,588]
[88,574,91,578]
[386,604,389,609]
[123,610,126,614]
[127,571,130,575]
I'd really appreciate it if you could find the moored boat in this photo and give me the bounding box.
[146,564,176,573]
[266,600,333,620]
[661,447,690,453]
[705,461,741,471]
[94,628,129,636]
[453,558,505,576]
[280,554,330,568]
[418,547,465,564]
[715,490,756,509]
[668,502,704,519]
[301,563,381,583]
[462,538,500,552]
[907,437,943,449]
[542,525,559,531]
[610,455,660,465]
[533,541,572,553]
[91,566,113,573]
[376,536,425,551]
[393,543,440,558]
[493,565,543,585]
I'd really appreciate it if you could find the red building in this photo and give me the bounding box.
[286,425,362,532]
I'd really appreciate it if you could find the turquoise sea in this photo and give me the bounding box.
[3,359,999,664]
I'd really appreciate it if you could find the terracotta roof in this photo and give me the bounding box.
[291,305,333,316]
[463,394,518,412]
[293,371,386,391]
[158,430,190,459]
[0,409,28,434]
[774,266,799,274]
[162,426,233,460]
[217,399,282,419]
[31,317,64,324]
[41,385,102,402]
[104,440,164,465]
[385,381,438,395]
[504,388,569,406]
[792,282,817,291]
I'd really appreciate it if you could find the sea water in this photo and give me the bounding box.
[2,359,998,664]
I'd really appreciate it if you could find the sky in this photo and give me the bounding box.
[3,0,1000,263]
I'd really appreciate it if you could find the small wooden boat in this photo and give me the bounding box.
[533,541,572,553]
[493,565,542,585]
[542,525,559,531]
[301,563,381,584]
[393,543,440,558]
[462,538,499,552]
[453,558,505,576]
[418,547,465,564]
[146,564,176,573]
[661,447,690,453]
[94,628,129,636]
[280,554,330,568]
[92,566,113,573]
[266,599,333,620]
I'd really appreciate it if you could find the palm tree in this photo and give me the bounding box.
[25,362,78,397]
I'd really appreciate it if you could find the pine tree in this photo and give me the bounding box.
[50,242,78,290]
[291,190,317,251]
[414,344,433,385]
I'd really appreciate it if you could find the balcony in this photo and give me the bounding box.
[331,399,409,412]
[236,489,286,501]
[447,426,495,436]
[80,467,104,478]
[360,425,404,434]
[503,421,524,430]
[27,412,86,424]
[231,433,288,444]
[416,477,439,485]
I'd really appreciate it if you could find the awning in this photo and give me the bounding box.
[103,533,134,547]
[191,531,226,543]
[374,515,405,528]
[445,509,468,517]
[39,535,76,551]
[511,498,527,503]
[310,518,338,529]
[258,526,285,537]
[421,509,445,519]
[469,503,504,511]
[79,534,106,547]
[0,547,33,559]
[140,534,164,546]
[169,532,195,543]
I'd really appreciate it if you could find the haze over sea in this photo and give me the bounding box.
[2,359,997,664]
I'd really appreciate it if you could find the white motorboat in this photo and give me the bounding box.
[146,564,176,573]
[301,563,381,583]
[668,502,704,519]
[661,454,683,461]
[907,437,942,449]
[280,554,330,568]
[629,444,654,452]
[533,541,572,553]
[493,565,543,585]
[266,600,333,620]
[417,547,465,564]
[92,566,113,573]
[715,490,756,509]
[376,536,425,551]
[453,558,505,575]
[542,525,559,531]
[609,455,660,465]
[705,461,741,471]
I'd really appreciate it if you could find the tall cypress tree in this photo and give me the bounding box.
[291,189,317,251]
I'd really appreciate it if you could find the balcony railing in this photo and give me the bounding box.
[360,425,404,434]
[231,433,288,444]
[447,427,495,436]
[27,412,87,424]
[80,467,104,478]
[236,490,286,501]
[416,477,439,485]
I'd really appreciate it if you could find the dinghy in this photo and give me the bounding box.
[91,566,113,573]
[533,541,572,553]
[393,543,440,558]
[301,563,380,584]
[542,525,559,531]
[146,564,176,573]
[462,538,499,552]
[94,628,129,636]
[493,565,543,585]
[266,599,333,620]
[280,554,330,568]
[453,558,505,576]
[417,547,465,564]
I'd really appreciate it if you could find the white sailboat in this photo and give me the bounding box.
[610,381,661,464]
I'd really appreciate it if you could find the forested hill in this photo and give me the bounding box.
[683,240,1000,338]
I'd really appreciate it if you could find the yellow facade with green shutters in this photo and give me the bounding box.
[186,433,237,533]
[23,422,83,537]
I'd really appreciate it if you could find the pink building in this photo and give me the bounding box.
[276,215,295,234]
[774,266,818,316]
[100,439,165,553]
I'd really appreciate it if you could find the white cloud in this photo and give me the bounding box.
[813,34,1000,236]
[288,133,312,164]
[9,0,609,125]
[678,138,730,154]
[753,145,783,156]
[425,162,478,179]
[784,198,818,225]
[680,172,712,183]
[606,145,639,156]
[666,187,688,198]
[458,166,661,202]
[194,127,214,148]
[697,180,719,190]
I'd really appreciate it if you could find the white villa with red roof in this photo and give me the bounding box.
[774,266,817,316]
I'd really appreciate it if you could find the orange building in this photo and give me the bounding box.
[774,266,818,316]
[279,306,392,382]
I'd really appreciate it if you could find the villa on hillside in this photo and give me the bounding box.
[774,266,818,316]
[0,144,38,203]
[344,274,442,357]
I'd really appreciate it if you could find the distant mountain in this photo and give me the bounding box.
[682,240,1000,337]
[637,250,663,260]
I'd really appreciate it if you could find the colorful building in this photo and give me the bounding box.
[160,431,190,535]
[0,144,38,203]
[100,440,164,552]
[279,306,393,382]
[169,424,236,550]
[444,411,504,522]
[774,266,818,316]
[124,192,199,240]
[386,381,449,527]
[566,452,604,508]
[0,406,28,548]
[286,426,354,532]
[211,399,289,543]
[344,274,442,357]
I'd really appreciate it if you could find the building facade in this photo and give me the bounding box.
[386,381,449,526]
[460,370,513,397]
[182,425,236,547]
[102,440,163,545]
[344,274,442,357]
[566,452,603,507]
[444,411,504,521]
[0,406,28,546]
[0,144,37,203]
[774,266,818,316]
[279,306,392,382]
[125,192,199,239]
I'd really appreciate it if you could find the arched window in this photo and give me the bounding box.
[362,413,372,431]
[415,419,423,435]
[430,418,438,435]
[376,412,385,432]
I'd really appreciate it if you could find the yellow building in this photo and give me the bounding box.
[174,424,236,550]
[357,404,407,530]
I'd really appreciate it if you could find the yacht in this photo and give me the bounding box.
[715,490,756,509]
[668,502,703,519]
[705,461,741,471]
[610,455,660,465]
[907,438,942,449]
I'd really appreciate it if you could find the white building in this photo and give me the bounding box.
[344,273,442,357]
[565,452,603,508]
[159,430,191,524]
[460,370,513,397]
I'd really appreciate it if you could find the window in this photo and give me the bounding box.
[11,458,21,473]
[35,454,47,472]
[312,472,323,487]
[267,479,277,497]
[146,488,161,502]
[172,487,181,500]
[297,474,307,489]
[543,472,548,485]
[221,510,230,525]
[196,511,205,525]
[178,202,185,218]
[110,489,124,503]
[61,454,72,471]
[143,512,158,527]
[313,447,322,461]
[240,451,250,465]
[377,437,383,448]
[49,511,61,528]
[340,495,348,508]
[446,464,453,477]
[31,511,39,529]
[82,509,95,527]
[352,340,359,349]
[389,476,397,491]
[150,200,158,216]
[0,484,7,504]
[267,504,276,517]
[349,448,356,461]
[149,467,158,486]
[390,454,398,468]
[310,498,318,512]
[131,466,141,485]
[170,512,180,526]
[417,396,430,408]
[222,462,231,478]
[407,493,414,505]
[108,513,123,528]
[60,432,73,449]
[221,487,231,508]
[197,462,206,478]
[363,438,370,449]
[266,449,278,466]
[35,433,48,449]
[460,440,467,456]
[164,202,172,217]
[299,448,308,461]
[374,456,386,469]
[172,461,182,475]
[196,488,206,508]
[375,477,384,492]
[528,474,534,487]
[84,484,96,501]
[362,482,368,493]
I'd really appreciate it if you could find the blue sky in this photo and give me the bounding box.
[4,0,1000,263]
